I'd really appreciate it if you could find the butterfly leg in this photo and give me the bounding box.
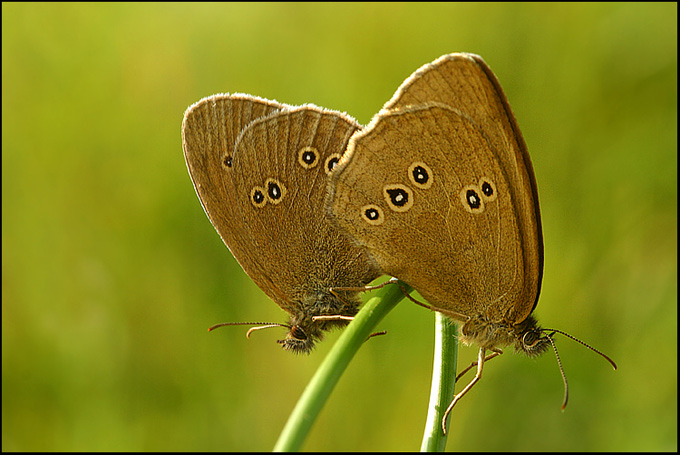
[316,279,398,324]
[329,276,399,296]
[441,346,499,434]
[398,288,471,321]
[311,315,387,342]
[311,315,354,322]
[455,349,502,382]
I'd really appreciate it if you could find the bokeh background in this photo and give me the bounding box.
[2,2,676,451]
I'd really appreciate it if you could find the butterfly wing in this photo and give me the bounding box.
[329,54,542,325]
[182,93,286,300]
[386,53,543,300]
[231,105,379,315]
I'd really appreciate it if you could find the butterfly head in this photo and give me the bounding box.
[278,292,359,354]
[513,315,552,357]
[276,323,316,354]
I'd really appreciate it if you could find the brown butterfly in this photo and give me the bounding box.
[327,53,616,431]
[183,94,380,353]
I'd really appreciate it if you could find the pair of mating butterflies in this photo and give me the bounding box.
[182,53,615,425]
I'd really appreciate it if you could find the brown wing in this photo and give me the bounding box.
[182,93,286,300]
[230,105,379,314]
[386,54,543,312]
[329,54,542,324]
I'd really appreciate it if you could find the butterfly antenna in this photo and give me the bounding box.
[543,328,618,370]
[544,331,569,410]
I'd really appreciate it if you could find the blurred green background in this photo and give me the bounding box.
[2,2,676,451]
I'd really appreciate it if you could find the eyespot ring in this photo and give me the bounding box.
[324,153,342,175]
[383,183,413,212]
[265,178,286,204]
[478,177,497,202]
[298,146,320,169]
[361,204,384,225]
[250,186,267,208]
[459,184,484,214]
[408,161,433,189]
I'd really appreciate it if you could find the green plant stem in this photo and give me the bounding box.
[420,312,458,452]
[273,280,411,452]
